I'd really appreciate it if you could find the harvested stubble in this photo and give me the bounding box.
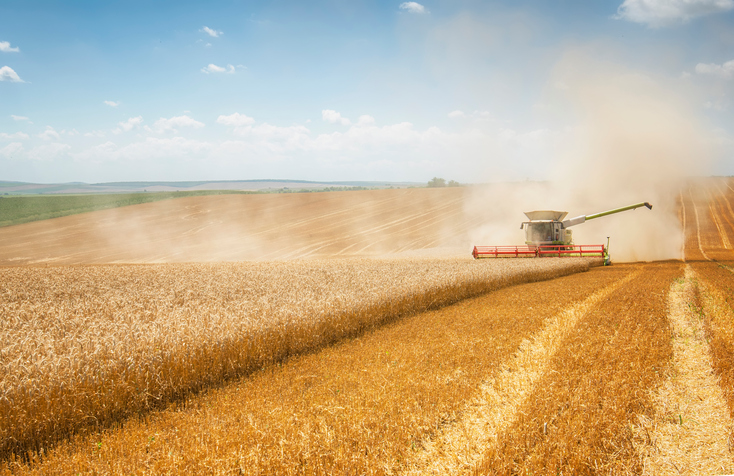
[683,179,734,262]
[1,260,620,475]
[637,265,734,475]
[690,261,734,418]
[0,257,596,461]
[477,263,681,475]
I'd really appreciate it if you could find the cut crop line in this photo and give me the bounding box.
[713,182,734,243]
[710,203,731,249]
[635,266,734,475]
[401,267,642,476]
[691,189,712,261]
[680,191,687,261]
[708,191,732,249]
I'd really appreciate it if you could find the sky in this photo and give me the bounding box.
[1,0,733,184]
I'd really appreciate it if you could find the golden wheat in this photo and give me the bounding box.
[1,259,617,475]
[477,263,679,475]
[0,257,596,459]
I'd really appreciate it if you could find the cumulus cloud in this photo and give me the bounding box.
[104,100,120,107]
[0,41,19,53]
[0,66,24,82]
[10,115,29,122]
[399,2,428,14]
[84,130,107,138]
[153,115,205,133]
[72,137,212,163]
[38,126,60,141]
[322,109,352,126]
[0,132,29,140]
[356,115,375,126]
[114,116,144,134]
[615,0,734,27]
[448,110,495,122]
[201,63,236,74]
[200,26,223,38]
[695,59,734,79]
[27,142,71,161]
[217,112,311,149]
[217,113,256,128]
[0,142,23,158]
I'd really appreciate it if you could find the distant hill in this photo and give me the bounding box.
[0,179,421,195]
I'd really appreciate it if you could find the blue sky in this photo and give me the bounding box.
[1,0,733,183]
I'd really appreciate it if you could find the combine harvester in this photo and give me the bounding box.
[472,202,653,264]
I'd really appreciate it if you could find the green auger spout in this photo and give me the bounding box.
[562,202,652,228]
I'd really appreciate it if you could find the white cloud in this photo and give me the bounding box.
[38,126,60,141]
[72,137,212,163]
[104,100,120,107]
[114,116,144,134]
[0,41,19,53]
[356,115,375,126]
[615,0,734,27]
[84,130,107,138]
[201,63,235,74]
[0,142,23,158]
[0,66,24,82]
[695,59,734,79]
[153,115,205,133]
[216,113,256,128]
[322,109,352,126]
[27,142,71,161]
[0,132,29,140]
[449,110,494,121]
[200,26,223,38]
[472,110,493,121]
[399,2,429,14]
[10,115,29,122]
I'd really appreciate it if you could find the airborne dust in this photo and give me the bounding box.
[467,52,715,262]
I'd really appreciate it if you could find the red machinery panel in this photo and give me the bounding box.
[473,244,605,259]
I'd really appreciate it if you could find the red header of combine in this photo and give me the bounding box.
[472,244,606,259]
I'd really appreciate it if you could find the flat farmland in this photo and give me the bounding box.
[2,179,734,474]
[0,188,470,265]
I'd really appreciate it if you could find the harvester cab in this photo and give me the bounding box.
[473,202,652,262]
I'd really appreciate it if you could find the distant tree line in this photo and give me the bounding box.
[427,177,461,188]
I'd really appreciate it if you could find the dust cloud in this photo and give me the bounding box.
[466,51,715,262]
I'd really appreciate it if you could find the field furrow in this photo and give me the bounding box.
[402,267,642,475]
[636,265,734,475]
[690,262,734,419]
[477,263,680,475]
[1,263,622,475]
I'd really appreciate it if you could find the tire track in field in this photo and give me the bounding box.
[274,199,465,259]
[714,180,734,231]
[708,190,732,250]
[402,267,642,476]
[635,265,734,475]
[690,187,712,261]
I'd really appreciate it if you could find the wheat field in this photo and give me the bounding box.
[0,257,594,461]
[2,178,734,474]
